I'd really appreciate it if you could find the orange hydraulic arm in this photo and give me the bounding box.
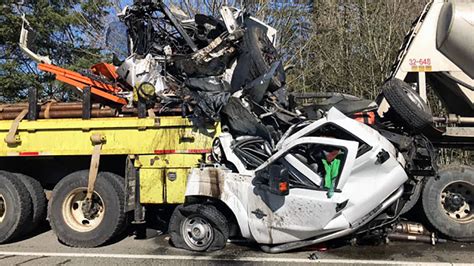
[38,63,128,105]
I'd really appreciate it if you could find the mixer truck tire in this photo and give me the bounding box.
[422,165,474,241]
[382,78,433,133]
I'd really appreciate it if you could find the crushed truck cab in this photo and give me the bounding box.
[175,108,410,253]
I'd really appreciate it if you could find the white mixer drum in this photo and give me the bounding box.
[436,0,474,79]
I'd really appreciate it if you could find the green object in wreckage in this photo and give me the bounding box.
[323,158,341,198]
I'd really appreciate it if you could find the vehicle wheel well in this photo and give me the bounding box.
[185,196,241,238]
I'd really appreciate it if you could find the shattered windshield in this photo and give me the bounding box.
[105,21,130,61]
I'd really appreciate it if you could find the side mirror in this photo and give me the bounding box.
[267,164,290,196]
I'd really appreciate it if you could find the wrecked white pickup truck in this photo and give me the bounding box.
[167,106,441,253]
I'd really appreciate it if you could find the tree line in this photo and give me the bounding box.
[1,0,429,102]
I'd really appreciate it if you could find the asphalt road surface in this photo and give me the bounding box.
[0,226,472,265]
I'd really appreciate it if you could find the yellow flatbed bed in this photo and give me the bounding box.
[0,116,218,204]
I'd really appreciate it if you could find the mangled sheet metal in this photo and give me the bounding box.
[109,1,288,124]
[17,1,288,122]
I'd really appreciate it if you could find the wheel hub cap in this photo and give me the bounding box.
[182,215,214,251]
[62,188,105,232]
[81,199,100,220]
[191,224,206,240]
[441,181,473,223]
[445,193,464,212]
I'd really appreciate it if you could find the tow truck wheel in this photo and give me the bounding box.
[104,172,129,235]
[14,173,47,235]
[422,166,474,241]
[0,171,32,243]
[49,171,126,247]
[169,204,229,252]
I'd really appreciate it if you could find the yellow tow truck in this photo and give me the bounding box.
[0,112,218,247]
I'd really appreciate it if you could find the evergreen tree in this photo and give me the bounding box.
[0,0,113,102]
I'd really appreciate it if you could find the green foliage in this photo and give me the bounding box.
[0,0,112,102]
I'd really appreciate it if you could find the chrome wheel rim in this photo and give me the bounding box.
[405,88,428,113]
[441,181,473,223]
[62,188,105,232]
[181,215,214,251]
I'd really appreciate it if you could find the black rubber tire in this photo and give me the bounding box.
[400,180,423,215]
[231,25,285,92]
[169,204,229,252]
[102,172,129,236]
[382,78,433,133]
[14,173,47,235]
[0,171,33,243]
[422,166,473,241]
[48,170,126,247]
